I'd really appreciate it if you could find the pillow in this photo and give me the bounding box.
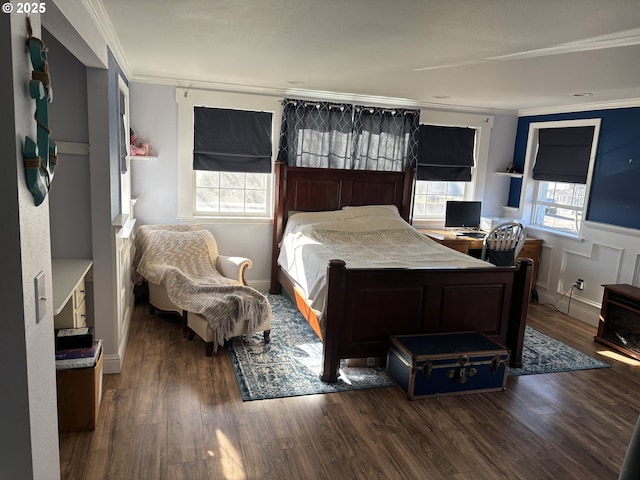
[341,204,400,215]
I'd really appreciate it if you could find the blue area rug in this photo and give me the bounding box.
[508,326,610,376]
[228,294,395,401]
[228,294,609,400]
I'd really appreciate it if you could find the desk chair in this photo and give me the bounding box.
[481,222,526,266]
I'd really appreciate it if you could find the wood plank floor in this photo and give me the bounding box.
[59,300,640,480]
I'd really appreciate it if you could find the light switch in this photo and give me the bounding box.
[35,271,46,324]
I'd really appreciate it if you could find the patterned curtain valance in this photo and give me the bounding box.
[277,100,355,169]
[278,98,419,172]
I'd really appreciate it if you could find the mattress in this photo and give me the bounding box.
[277,205,491,314]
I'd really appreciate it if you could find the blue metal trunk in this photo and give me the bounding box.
[387,331,509,400]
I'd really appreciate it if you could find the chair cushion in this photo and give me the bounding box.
[487,248,515,266]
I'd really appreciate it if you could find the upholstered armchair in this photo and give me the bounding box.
[184,255,272,356]
[135,224,271,356]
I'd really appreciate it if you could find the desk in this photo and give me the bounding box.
[416,229,484,255]
[418,229,542,297]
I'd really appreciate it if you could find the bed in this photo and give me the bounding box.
[269,161,533,383]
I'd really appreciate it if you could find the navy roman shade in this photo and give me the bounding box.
[533,126,595,184]
[416,125,476,181]
[193,106,272,173]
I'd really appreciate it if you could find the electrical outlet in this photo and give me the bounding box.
[576,278,584,290]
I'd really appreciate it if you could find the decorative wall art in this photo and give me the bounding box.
[23,17,57,206]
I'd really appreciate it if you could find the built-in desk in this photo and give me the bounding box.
[418,228,542,298]
[52,258,93,329]
[416,228,485,255]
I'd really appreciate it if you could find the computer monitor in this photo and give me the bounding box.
[444,201,482,229]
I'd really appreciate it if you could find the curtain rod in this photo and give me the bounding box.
[283,98,418,115]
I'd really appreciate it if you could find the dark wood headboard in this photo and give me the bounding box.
[270,161,416,291]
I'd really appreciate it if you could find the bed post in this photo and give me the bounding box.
[270,161,287,294]
[401,167,416,223]
[320,259,347,383]
[507,258,533,367]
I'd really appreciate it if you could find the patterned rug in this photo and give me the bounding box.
[228,294,609,400]
[508,326,610,376]
[228,294,395,401]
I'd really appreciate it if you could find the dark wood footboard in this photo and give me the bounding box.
[320,258,533,383]
[268,161,533,383]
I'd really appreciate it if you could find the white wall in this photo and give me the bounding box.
[45,29,92,260]
[130,84,277,287]
[0,13,61,479]
[483,114,519,218]
[129,83,179,224]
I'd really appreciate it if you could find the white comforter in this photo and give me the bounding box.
[277,205,491,313]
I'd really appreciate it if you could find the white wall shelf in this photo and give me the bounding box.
[131,155,156,161]
[495,171,523,178]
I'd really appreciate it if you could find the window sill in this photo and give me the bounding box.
[524,224,585,242]
[177,215,273,226]
[411,218,444,228]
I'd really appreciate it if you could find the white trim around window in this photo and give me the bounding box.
[176,89,282,221]
[519,118,601,238]
[411,110,494,226]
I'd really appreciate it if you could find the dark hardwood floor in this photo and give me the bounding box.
[59,299,640,479]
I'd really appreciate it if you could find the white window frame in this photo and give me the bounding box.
[412,179,475,220]
[176,89,282,222]
[519,118,601,238]
[411,110,493,226]
[193,170,272,217]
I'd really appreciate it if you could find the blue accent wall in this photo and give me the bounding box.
[509,107,640,230]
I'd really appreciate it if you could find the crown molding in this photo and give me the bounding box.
[132,74,515,116]
[489,28,640,62]
[519,98,640,117]
[83,0,132,78]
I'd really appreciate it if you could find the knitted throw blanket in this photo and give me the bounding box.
[134,226,271,351]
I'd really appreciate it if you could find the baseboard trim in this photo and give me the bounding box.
[534,291,600,327]
[247,279,270,292]
[103,353,123,374]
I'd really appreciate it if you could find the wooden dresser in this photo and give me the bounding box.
[418,228,542,297]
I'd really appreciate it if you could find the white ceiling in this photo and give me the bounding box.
[98,0,640,113]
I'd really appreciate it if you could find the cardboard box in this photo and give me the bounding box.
[345,356,385,368]
[56,350,103,433]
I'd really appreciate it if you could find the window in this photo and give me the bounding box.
[278,99,419,171]
[192,106,273,217]
[525,119,600,235]
[194,171,269,215]
[532,181,585,234]
[412,124,477,220]
[413,180,467,218]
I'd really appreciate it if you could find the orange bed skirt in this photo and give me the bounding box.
[292,287,323,340]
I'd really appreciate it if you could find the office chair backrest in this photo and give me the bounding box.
[481,222,526,266]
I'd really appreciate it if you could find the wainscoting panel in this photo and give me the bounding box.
[537,244,553,292]
[560,243,623,308]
